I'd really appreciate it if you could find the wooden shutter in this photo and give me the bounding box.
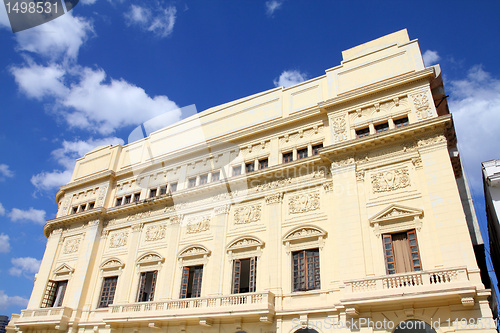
[148,271,158,301]
[383,234,396,274]
[137,272,146,302]
[99,276,118,308]
[232,259,241,294]
[191,266,203,298]
[53,281,68,307]
[407,230,421,271]
[293,251,305,291]
[179,267,190,299]
[41,281,57,308]
[249,257,257,292]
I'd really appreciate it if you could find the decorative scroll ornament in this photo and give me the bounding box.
[109,230,128,248]
[186,216,211,234]
[100,258,124,270]
[323,182,333,192]
[411,92,433,120]
[418,135,446,147]
[356,170,365,182]
[289,192,320,214]
[227,236,264,251]
[145,224,166,242]
[179,245,210,258]
[214,204,231,215]
[60,197,70,217]
[283,225,327,242]
[371,167,410,193]
[331,116,348,143]
[265,192,283,204]
[234,205,261,224]
[331,157,354,169]
[63,237,80,254]
[137,252,164,265]
[97,185,108,207]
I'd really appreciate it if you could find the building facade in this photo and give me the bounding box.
[8,30,496,333]
[483,159,500,291]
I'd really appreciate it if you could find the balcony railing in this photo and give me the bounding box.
[17,307,73,328]
[345,267,469,294]
[104,291,274,322]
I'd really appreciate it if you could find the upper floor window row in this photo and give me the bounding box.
[115,192,141,207]
[283,143,323,164]
[356,116,409,139]
[71,201,95,214]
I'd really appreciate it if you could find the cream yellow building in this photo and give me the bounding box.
[8,30,495,333]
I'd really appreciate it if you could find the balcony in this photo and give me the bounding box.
[102,291,275,325]
[342,267,476,308]
[16,307,73,330]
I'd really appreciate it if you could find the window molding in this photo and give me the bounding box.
[369,204,423,237]
[226,236,264,261]
[282,225,327,253]
[51,263,74,281]
[100,258,125,277]
[178,244,211,267]
[136,251,164,272]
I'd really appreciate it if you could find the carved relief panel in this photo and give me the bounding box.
[289,191,320,214]
[108,229,129,249]
[234,204,262,225]
[371,167,410,193]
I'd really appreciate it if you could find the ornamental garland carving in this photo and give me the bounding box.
[97,186,108,207]
[265,192,283,204]
[214,204,231,215]
[186,216,211,234]
[371,167,410,193]
[323,182,333,192]
[289,192,320,214]
[418,135,446,147]
[331,158,354,169]
[255,178,292,192]
[63,237,80,254]
[234,205,261,224]
[60,197,70,217]
[127,210,151,222]
[180,246,208,257]
[109,231,128,248]
[145,224,166,242]
[288,228,322,240]
[411,92,433,120]
[331,116,348,143]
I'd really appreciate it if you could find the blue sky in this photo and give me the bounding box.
[0,0,499,317]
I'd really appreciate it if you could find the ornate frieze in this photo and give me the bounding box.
[63,237,80,254]
[186,216,211,234]
[59,197,70,217]
[255,178,292,192]
[331,116,348,143]
[234,205,261,224]
[265,192,283,204]
[109,230,128,248]
[418,135,446,147]
[214,204,231,215]
[289,192,320,214]
[96,185,108,207]
[411,92,433,120]
[127,210,151,222]
[144,224,166,242]
[371,167,410,193]
[331,158,354,169]
[287,227,322,240]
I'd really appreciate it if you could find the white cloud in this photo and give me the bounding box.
[0,233,10,253]
[448,65,500,192]
[266,0,283,16]
[125,4,176,38]
[9,208,46,224]
[31,137,124,191]
[15,12,93,60]
[9,257,41,277]
[10,63,68,100]
[0,290,28,310]
[423,50,440,67]
[273,70,307,88]
[0,164,14,181]
[0,203,5,216]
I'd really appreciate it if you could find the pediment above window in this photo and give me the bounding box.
[54,263,74,275]
[136,251,164,265]
[283,225,327,242]
[100,258,125,271]
[178,244,211,259]
[227,236,264,252]
[369,204,423,224]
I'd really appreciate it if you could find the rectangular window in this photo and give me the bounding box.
[292,249,320,292]
[124,195,132,204]
[149,188,157,198]
[115,198,122,207]
[71,207,78,214]
[297,148,308,160]
[170,183,177,193]
[159,186,167,195]
[232,257,257,294]
[383,230,421,274]
[133,192,141,202]
[211,171,220,182]
[188,177,197,188]
[258,159,268,170]
[283,152,293,163]
[375,122,389,133]
[199,174,208,185]
[245,162,255,173]
[233,166,242,176]
[312,144,323,155]
[42,280,68,308]
[80,204,86,212]
[356,127,370,138]
[98,276,118,308]
[137,271,157,302]
[394,117,409,128]
[88,202,95,209]
[180,265,203,298]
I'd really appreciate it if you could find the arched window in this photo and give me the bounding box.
[294,329,319,333]
[394,320,436,333]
